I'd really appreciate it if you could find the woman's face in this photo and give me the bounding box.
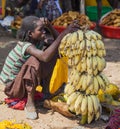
[31,20,46,41]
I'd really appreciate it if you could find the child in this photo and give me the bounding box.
[0,16,79,120]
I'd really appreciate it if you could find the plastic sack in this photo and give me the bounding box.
[49,57,68,94]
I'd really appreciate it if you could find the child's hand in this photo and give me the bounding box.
[65,20,80,33]
[39,17,51,27]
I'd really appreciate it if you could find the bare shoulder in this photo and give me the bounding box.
[26,45,42,55]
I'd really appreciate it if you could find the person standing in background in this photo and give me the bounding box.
[35,0,62,21]
[46,0,62,21]
[35,0,47,18]
[59,0,72,13]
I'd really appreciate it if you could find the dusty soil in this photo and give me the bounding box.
[0,26,120,129]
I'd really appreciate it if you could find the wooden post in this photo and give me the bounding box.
[80,0,85,14]
[2,0,6,18]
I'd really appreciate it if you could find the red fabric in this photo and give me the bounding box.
[5,92,44,110]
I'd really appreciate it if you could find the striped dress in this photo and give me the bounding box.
[0,41,32,84]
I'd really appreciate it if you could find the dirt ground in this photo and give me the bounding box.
[0,26,120,129]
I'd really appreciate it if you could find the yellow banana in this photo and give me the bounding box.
[93,76,99,94]
[86,83,94,95]
[68,92,80,113]
[80,40,85,50]
[69,68,76,81]
[81,57,87,72]
[61,33,71,43]
[86,50,92,57]
[75,74,84,91]
[101,57,106,69]
[87,74,93,86]
[97,49,104,57]
[74,55,80,65]
[95,96,102,121]
[96,75,106,90]
[97,40,105,50]
[80,114,88,125]
[96,56,105,71]
[92,49,97,56]
[76,40,81,49]
[64,83,75,96]
[85,31,91,40]
[87,95,94,124]
[93,68,98,76]
[99,73,110,86]
[74,93,84,115]
[86,39,92,52]
[68,102,76,113]
[92,56,98,70]
[66,48,71,57]
[90,95,100,118]
[87,67,93,75]
[91,40,97,56]
[102,49,106,56]
[96,40,104,49]
[71,44,76,50]
[59,34,68,50]
[81,74,88,91]
[81,95,88,115]
[91,39,96,50]
[66,33,73,46]
[67,92,80,105]
[72,70,80,87]
[90,30,102,40]
[77,30,83,41]
[76,61,82,72]
[71,32,78,44]
[86,56,92,69]
[89,31,97,40]
[68,58,72,67]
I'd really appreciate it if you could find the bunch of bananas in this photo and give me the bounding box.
[59,29,111,124]
[97,89,120,106]
[65,91,102,124]
[64,69,110,95]
[59,30,106,68]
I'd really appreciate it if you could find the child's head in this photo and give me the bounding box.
[17,16,46,42]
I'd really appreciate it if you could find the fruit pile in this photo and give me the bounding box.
[52,11,93,28]
[11,16,22,30]
[0,119,32,129]
[59,29,110,124]
[100,9,120,27]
